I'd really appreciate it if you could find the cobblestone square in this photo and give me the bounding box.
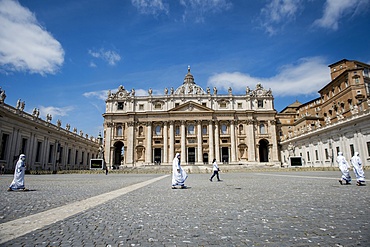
[0,171,369,246]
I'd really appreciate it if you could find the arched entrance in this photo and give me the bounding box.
[259,139,269,162]
[113,141,124,168]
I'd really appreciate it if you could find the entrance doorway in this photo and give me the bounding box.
[188,147,195,164]
[221,147,229,163]
[259,139,269,162]
[203,153,208,164]
[113,141,124,168]
[154,148,161,164]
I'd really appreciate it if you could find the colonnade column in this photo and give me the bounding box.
[208,120,214,164]
[214,121,220,162]
[163,121,168,164]
[126,122,134,165]
[169,121,174,163]
[181,120,186,163]
[197,120,202,164]
[230,120,236,163]
[145,122,152,164]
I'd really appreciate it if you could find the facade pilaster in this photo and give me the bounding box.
[181,120,186,163]
[269,120,279,162]
[230,120,236,163]
[197,120,202,164]
[126,121,134,165]
[247,119,256,161]
[169,121,174,163]
[214,121,220,162]
[163,121,168,164]
[208,120,214,163]
[105,122,113,167]
[145,121,152,164]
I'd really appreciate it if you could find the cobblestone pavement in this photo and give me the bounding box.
[0,171,369,246]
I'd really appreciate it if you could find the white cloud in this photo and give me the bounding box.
[260,0,302,35]
[0,0,64,75]
[39,105,74,119]
[207,57,330,97]
[88,49,121,66]
[180,0,232,23]
[83,90,109,101]
[314,0,369,30]
[131,0,169,15]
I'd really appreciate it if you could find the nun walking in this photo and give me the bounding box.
[350,152,366,186]
[8,154,28,191]
[337,152,351,185]
[172,153,188,189]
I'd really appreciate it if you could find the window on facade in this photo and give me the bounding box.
[117,102,124,110]
[155,126,161,135]
[139,126,143,136]
[258,100,263,108]
[364,68,370,78]
[336,147,340,155]
[48,144,54,163]
[75,150,78,165]
[220,102,227,108]
[139,104,144,110]
[175,103,180,107]
[307,151,310,161]
[259,123,266,134]
[154,103,162,109]
[350,144,354,157]
[366,83,370,95]
[238,103,242,109]
[202,125,207,135]
[0,133,9,160]
[354,78,360,84]
[117,126,123,136]
[239,124,244,135]
[367,142,370,156]
[188,124,195,135]
[35,141,42,162]
[221,124,227,134]
[315,150,318,160]
[175,126,180,136]
[202,103,207,107]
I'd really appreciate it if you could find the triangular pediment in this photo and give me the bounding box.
[169,101,213,113]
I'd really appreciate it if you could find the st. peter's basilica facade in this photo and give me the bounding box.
[103,67,279,167]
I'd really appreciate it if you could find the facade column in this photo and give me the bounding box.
[181,120,186,163]
[197,120,202,164]
[208,120,214,164]
[247,119,256,162]
[163,121,168,164]
[126,122,134,165]
[145,122,152,164]
[214,121,220,162]
[230,120,236,163]
[269,120,279,162]
[169,121,174,163]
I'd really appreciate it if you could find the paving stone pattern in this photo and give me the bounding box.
[0,171,369,246]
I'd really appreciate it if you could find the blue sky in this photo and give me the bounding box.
[1,0,370,138]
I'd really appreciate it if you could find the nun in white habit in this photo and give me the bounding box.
[336,152,351,185]
[8,154,27,191]
[172,153,188,189]
[350,152,365,186]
